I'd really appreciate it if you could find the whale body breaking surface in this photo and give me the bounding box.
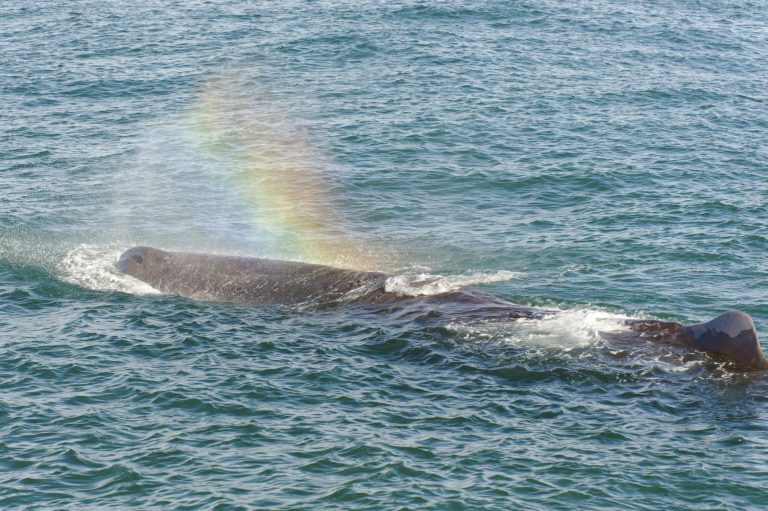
[116,246,768,372]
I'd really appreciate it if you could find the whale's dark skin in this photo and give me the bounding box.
[116,246,768,371]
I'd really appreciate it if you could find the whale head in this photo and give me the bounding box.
[116,246,170,284]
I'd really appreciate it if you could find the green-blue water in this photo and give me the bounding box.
[2,1,768,509]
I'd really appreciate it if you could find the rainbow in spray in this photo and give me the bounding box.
[178,74,384,271]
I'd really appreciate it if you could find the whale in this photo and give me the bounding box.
[116,246,768,371]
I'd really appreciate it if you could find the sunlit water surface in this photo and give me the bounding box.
[2,1,768,509]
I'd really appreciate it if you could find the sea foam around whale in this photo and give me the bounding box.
[384,270,522,297]
[58,244,161,296]
[446,309,632,349]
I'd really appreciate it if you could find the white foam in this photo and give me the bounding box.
[449,308,631,350]
[58,243,160,295]
[384,270,521,297]
[512,309,630,348]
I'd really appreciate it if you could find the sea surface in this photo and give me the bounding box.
[2,1,768,509]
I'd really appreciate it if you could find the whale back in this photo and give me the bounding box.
[116,246,388,306]
[116,247,768,371]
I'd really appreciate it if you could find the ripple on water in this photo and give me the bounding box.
[3,0,768,510]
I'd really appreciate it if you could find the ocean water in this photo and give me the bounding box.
[2,1,768,509]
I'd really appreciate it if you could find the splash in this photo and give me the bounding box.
[384,270,522,297]
[58,244,160,295]
[506,309,631,348]
[449,308,631,350]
